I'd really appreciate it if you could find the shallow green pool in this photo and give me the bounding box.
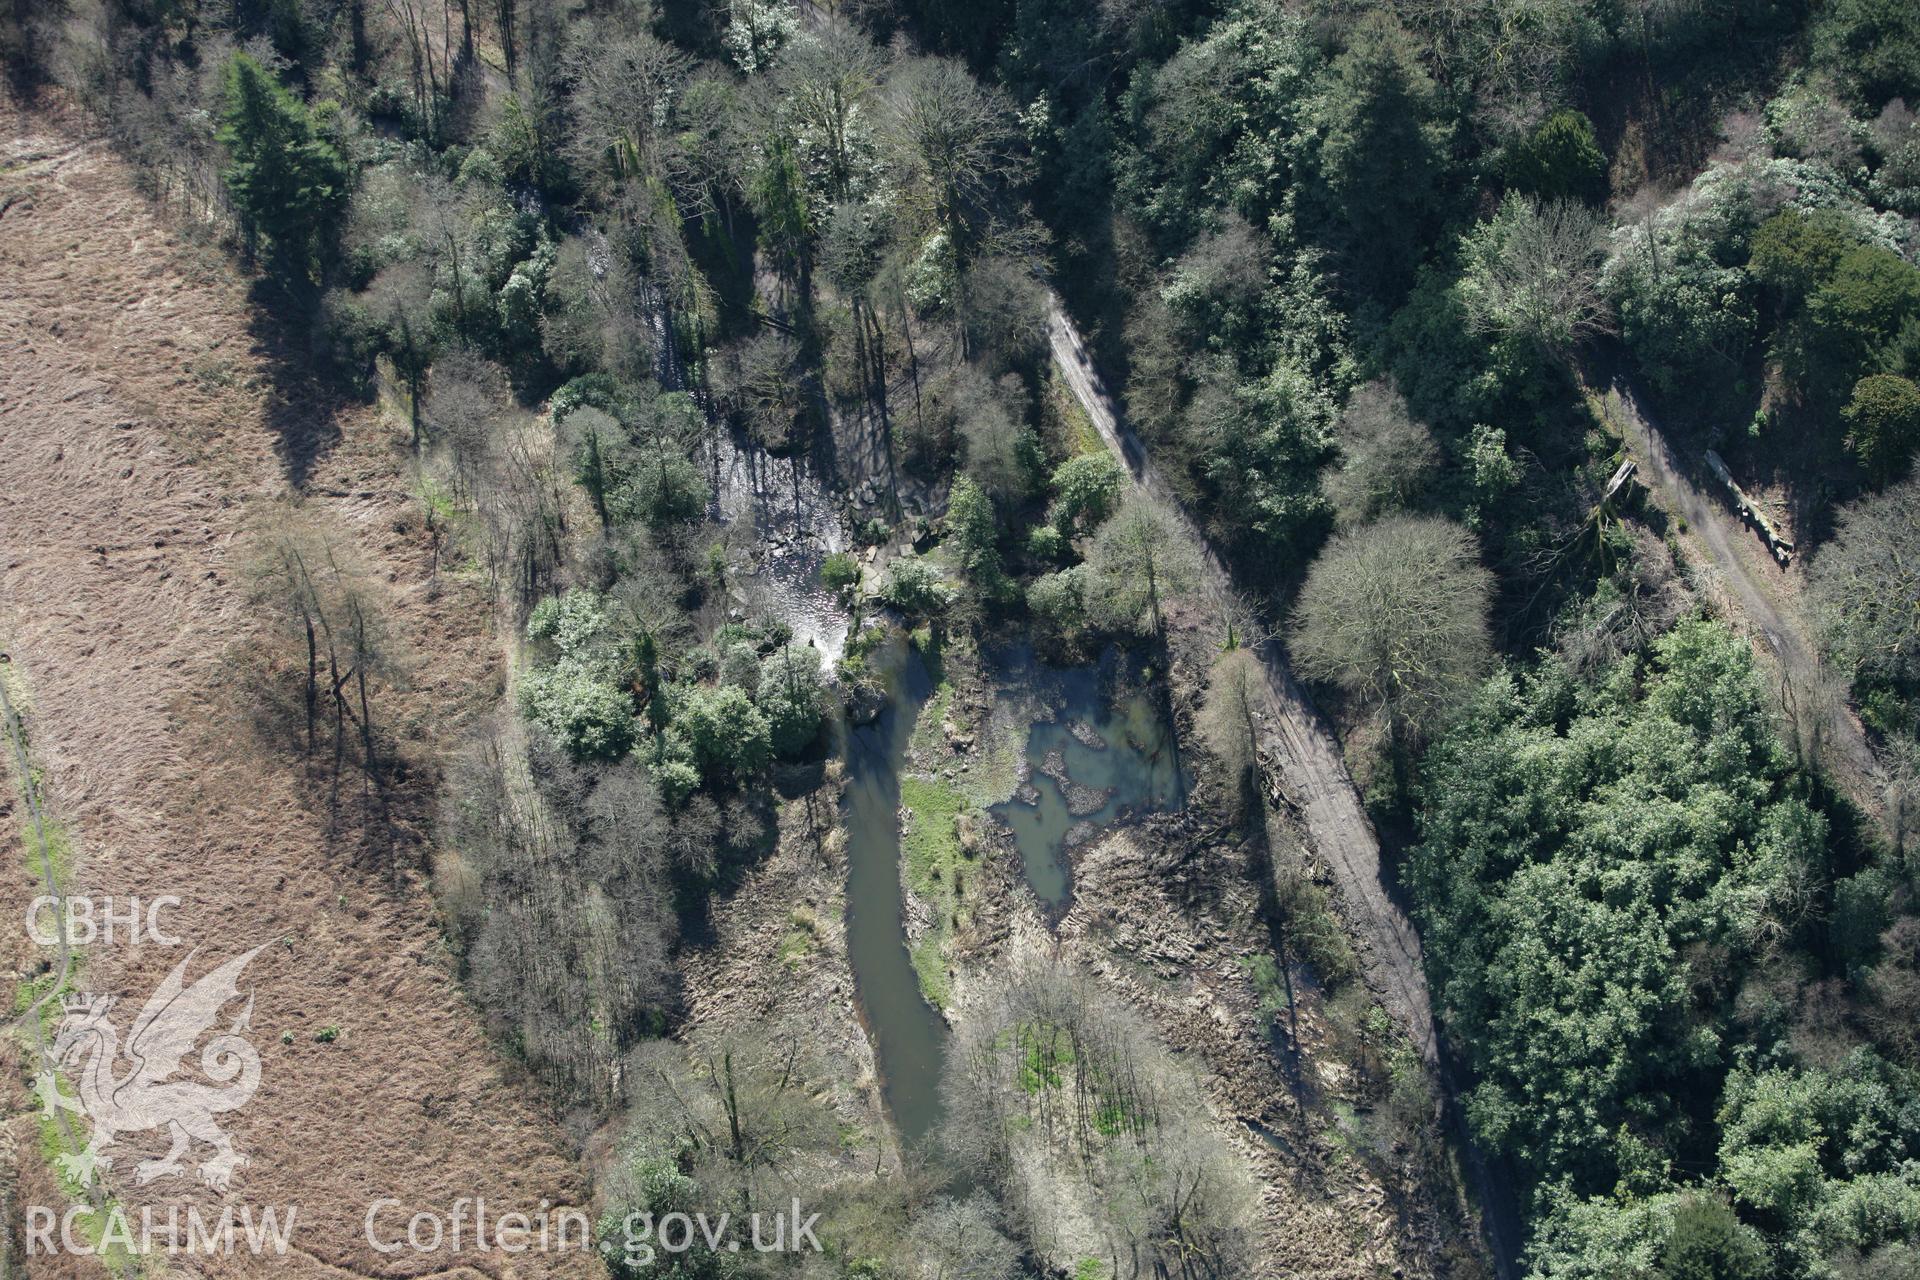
[991,657,1190,913]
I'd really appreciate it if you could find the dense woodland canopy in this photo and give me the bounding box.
[11,0,1920,1275]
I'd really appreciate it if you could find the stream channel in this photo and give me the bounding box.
[713,433,1189,1149]
[839,642,1189,1148]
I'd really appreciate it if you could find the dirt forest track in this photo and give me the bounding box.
[0,107,600,1278]
[1044,305,1437,1062]
[1601,380,1890,827]
[1048,302,1523,1273]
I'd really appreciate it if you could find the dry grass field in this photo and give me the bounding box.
[0,103,603,1278]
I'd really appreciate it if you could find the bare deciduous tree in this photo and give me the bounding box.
[911,1192,1021,1280]
[563,26,689,193]
[883,56,1027,261]
[422,347,508,499]
[942,956,1255,1278]
[616,1029,836,1215]
[1289,514,1493,742]
[385,0,451,139]
[419,351,565,606]
[1811,475,1920,685]
[440,720,679,1104]
[1461,193,1613,359]
[716,330,809,450]
[541,234,652,383]
[248,520,395,782]
[1088,495,1203,642]
[956,254,1048,369]
[1323,379,1440,527]
[772,23,884,207]
[950,366,1029,503]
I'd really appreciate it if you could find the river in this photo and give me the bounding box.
[838,639,1190,1149]
[706,432,1188,1151]
[839,635,948,1147]
[708,434,956,1142]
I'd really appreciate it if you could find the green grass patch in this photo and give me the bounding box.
[993,1017,1150,1138]
[909,934,951,1010]
[1047,366,1104,457]
[777,907,818,970]
[908,626,946,685]
[1324,1099,1362,1165]
[899,774,973,1009]
[1240,953,1291,1027]
[418,475,458,526]
[909,679,955,757]
[1269,841,1358,990]
[3,662,83,1026]
[900,775,967,899]
[35,1111,141,1276]
[1016,1020,1074,1093]
[3,662,139,1279]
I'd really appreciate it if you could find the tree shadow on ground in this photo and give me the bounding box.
[245,279,351,489]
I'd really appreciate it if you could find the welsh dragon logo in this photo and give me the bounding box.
[36,946,265,1192]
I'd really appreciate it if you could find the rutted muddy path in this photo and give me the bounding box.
[0,110,597,1278]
